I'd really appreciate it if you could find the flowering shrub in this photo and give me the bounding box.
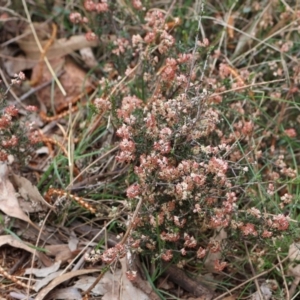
[0,73,39,164]
[76,1,296,273]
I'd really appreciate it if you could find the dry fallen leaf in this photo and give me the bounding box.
[48,287,82,300]
[0,235,52,266]
[74,275,114,296]
[35,269,100,300]
[25,261,61,278]
[17,23,99,62]
[68,231,79,252]
[45,244,81,263]
[222,296,237,300]
[250,282,274,300]
[287,264,300,298]
[0,163,39,229]
[32,56,92,112]
[103,257,149,300]
[79,47,98,68]
[74,258,150,300]
[33,271,63,292]
[289,243,300,262]
[10,172,54,211]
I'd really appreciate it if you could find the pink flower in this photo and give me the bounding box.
[120,139,136,152]
[69,12,83,24]
[28,131,40,144]
[117,95,143,120]
[5,105,19,117]
[95,2,108,13]
[94,98,111,111]
[126,270,137,281]
[174,216,187,228]
[180,248,187,256]
[25,105,38,112]
[184,234,197,248]
[214,260,227,272]
[272,214,289,231]
[85,31,97,41]
[101,244,125,264]
[161,250,173,261]
[160,231,180,242]
[84,0,95,11]
[2,135,18,148]
[144,32,156,44]
[0,116,11,129]
[126,183,141,198]
[0,151,8,162]
[262,230,273,238]
[197,247,206,259]
[116,124,132,139]
[208,157,228,175]
[241,121,253,136]
[132,0,143,10]
[284,128,297,138]
[153,139,171,154]
[241,223,258,236]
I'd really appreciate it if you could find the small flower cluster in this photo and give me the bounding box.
[69,12,88,24]
[69,0,109,43]
[83,0,108,12]
[84,249,101,263]
[0,74,39,163]
[232,210,290,238]
[85,244,126,264]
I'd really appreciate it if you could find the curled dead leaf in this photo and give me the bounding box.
[17,23,99,63]
[0,163,39,230]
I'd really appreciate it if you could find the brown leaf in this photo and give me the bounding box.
[0,235,52,266]
[289,243,300,262]
[288,264,300,277]
[48,287,82,300]
[45,244,79,263]
[32,57,92,111]
[25,261,61,278]
[10,172,54,211]
[35,269,100,300]
[17,23,99,62]
[0,163,39,229]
